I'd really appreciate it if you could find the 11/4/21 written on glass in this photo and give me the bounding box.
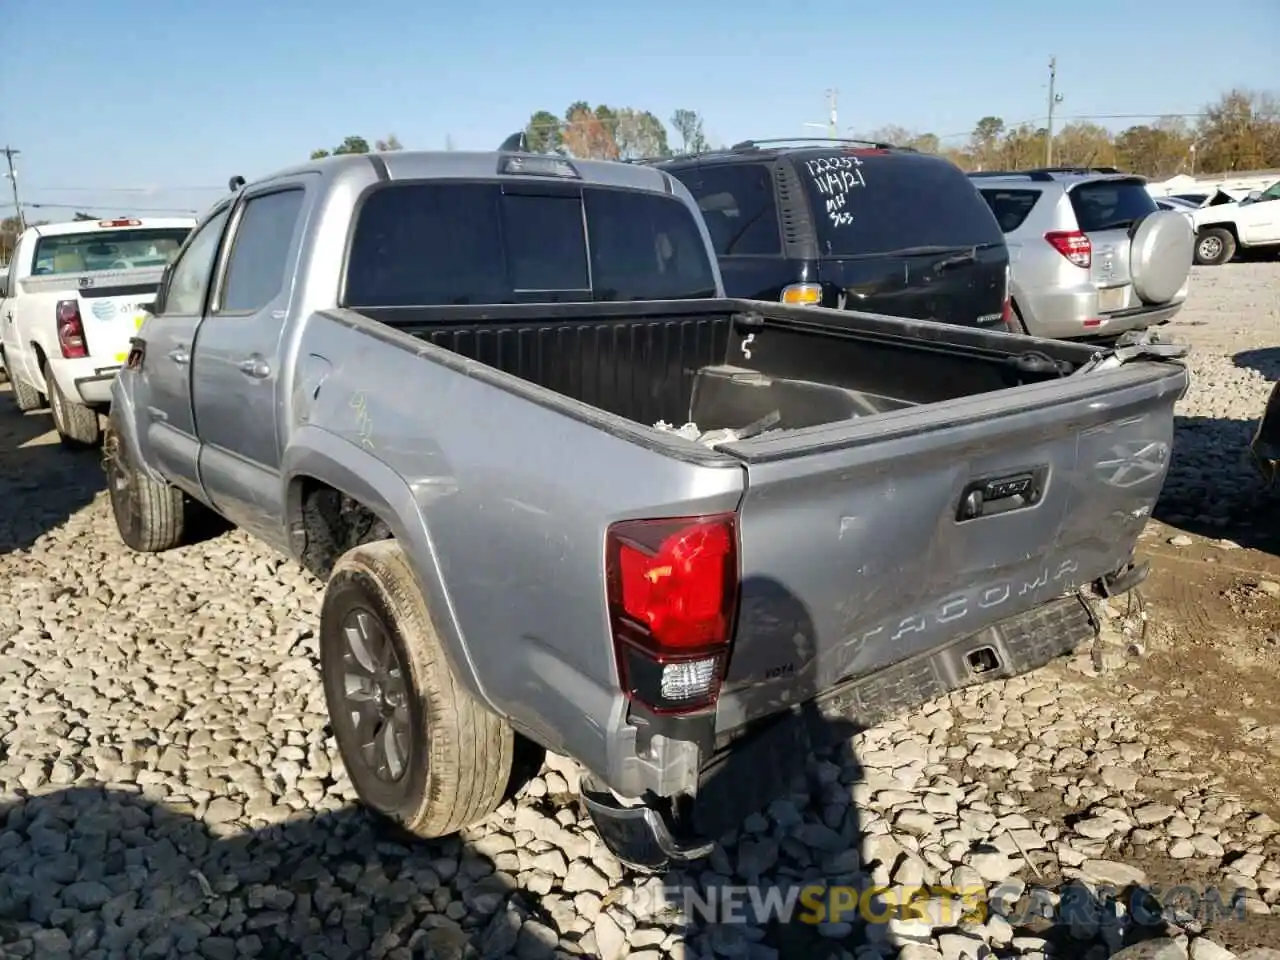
[804,155,867,228]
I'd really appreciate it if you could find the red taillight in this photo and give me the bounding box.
[1044,230,1092,268]
[606,514,738,714]
[56,300,87,359]
[99,219,142,228]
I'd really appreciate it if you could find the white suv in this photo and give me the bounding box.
[970,167,1194,340]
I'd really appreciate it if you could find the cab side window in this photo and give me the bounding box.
[164,208,231,316]
[216,190,306,314]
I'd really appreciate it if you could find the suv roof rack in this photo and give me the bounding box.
[968,166,1126,182]
[729,137,913,152]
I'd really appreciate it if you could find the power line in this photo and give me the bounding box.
[2,201,200,214]
[28,185,225,194]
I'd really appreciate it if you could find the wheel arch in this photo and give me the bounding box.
[282,427,492,711]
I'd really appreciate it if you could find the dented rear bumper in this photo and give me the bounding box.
[1252,382,1280,487]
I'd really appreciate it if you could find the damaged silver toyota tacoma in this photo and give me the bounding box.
[104,148,1189,870]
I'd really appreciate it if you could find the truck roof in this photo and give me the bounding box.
[30,216,196,238]
[242,151,681,197]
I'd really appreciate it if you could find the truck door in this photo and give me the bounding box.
[136,203,232,498]
[190,182,309,548]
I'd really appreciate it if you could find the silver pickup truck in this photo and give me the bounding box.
[105,148,1188,870]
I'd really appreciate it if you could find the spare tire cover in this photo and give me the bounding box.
[1129,209,1194,304]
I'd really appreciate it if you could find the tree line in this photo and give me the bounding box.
[510,89,1278,181]
[863,89,1280,179]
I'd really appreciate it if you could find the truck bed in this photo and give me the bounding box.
[356,298,1103,436]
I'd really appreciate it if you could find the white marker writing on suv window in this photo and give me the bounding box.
[804,156,866,226]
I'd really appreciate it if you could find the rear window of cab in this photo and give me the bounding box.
[343,181,719,307]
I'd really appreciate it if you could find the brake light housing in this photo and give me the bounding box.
[605,514,739,714]
[1045,230,1092,268]
[56,300,88,359]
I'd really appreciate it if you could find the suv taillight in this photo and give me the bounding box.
[781,283,823,306]
[56,300,88,359]
[1044,230,1092,268]
[605,514,738,715]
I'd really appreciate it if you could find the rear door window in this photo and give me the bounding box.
[217,189,306,313]
[669,163,782,256]
[343,181,717,306]
[799,152,1005,256]
[978,189,1041,233]
[1069,179,1158,233]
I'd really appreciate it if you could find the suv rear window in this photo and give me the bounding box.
[1068,180,1158,233]
[798,152,1005,256]
[343,182,718,307]
[978,189,1041,233]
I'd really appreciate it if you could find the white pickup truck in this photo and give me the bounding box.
[0,216,194,444]
[1191,179,1280,265]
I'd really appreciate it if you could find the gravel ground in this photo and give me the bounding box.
[1,263,1279,960]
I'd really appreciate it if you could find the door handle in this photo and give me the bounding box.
[168,348,190,365]
[237,356,271,379]
[956,468,1047,521]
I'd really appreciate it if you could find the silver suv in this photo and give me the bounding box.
[970,167,1193,340]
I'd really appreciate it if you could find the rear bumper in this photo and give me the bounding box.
[47,355,121,406]
[1020,278,1188,340]
[585,593,1100,868]
[1251,382,1280,486]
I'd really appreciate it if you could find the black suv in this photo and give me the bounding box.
[653,139,1012,330]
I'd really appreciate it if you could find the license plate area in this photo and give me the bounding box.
[1098,284,1129,314]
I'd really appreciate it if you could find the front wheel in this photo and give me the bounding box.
[104,425,186,552]
[320,539,513,838]
[46,363,102,447]
[1194,228,1236,266]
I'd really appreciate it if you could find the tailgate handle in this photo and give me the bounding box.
[956,469,1045,522]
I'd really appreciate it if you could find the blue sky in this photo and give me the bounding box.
[3,0,1278,220]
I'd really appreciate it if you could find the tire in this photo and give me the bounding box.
[320,539,513,838]
[1129,210,1193,303]
[10,369,42,412]
[46,362,102,447]
[104,424,186,552]
[1194,227,1236,267]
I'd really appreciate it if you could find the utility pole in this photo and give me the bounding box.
[1045,57,1059,167]
[826,88,839,139]
[2,146,24,231]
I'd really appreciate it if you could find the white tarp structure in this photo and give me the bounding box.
[1147,169,1280,198]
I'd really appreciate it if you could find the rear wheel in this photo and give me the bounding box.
[46,362,102,447]
[10,369,42,412]
[320,539,513,839]
[1194,228,1236,266]
[104,425,186,552]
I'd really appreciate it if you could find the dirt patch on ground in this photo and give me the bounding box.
[1123,521,1280,819]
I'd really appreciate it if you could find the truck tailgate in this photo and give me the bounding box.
[713,360,1186,732]
[20,267,166,363]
